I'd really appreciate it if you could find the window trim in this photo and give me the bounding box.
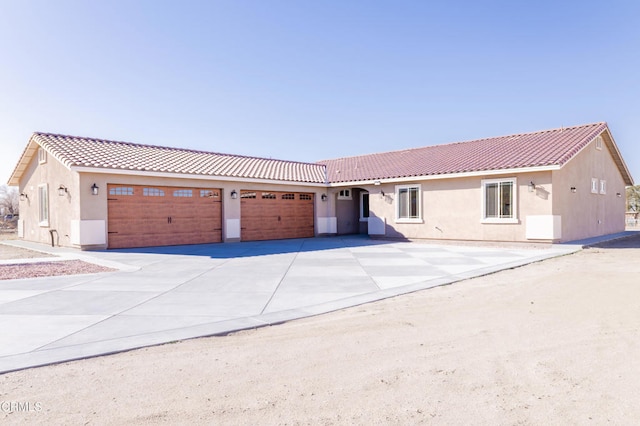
[481,178,518,224]
[38,184,49,227]
[591,178,599,194]
[395,184,423,223]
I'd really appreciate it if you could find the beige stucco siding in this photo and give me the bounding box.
[17,149,79,247]
[552,132,627,242]
[348,172,553,242]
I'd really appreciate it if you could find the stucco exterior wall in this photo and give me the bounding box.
[17,149,79,247]
[339,172,553,242]
[552,132,627,242]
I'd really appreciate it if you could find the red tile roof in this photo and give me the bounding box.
[319,122,633,184]
[29,133,327,184]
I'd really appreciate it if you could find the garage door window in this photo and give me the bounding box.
[200,190,219,198]
[173,189,193,197]
[109,186,134,196]
[300,194,313,200]
[282,193,295,200]
[241,192,256,199]
[143,188,165,197]
[262,193,276,199]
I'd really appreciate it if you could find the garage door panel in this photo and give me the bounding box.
[240,190,314,241]
[107,184,222,249]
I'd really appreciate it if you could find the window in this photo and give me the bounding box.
[360,192,370,222]
[143,187,165,197]
[338,189,352,200]
[591,178,599,194]
[600,180,607,195]
[240,192,256,199]
[299,194,313,200]
[482,178,517,223]
[396,184,422,222]
[262,192,276,199]
[38,148,47,164]
[282,193,295,200]
[595,136,603,150]
[109,186,134,196]
[173,189,193,197]
[38,184,49,226]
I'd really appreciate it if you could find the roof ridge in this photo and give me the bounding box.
[32,132,322,168]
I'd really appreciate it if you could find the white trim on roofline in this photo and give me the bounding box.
[71,166,329,187]
[327,165,561,187]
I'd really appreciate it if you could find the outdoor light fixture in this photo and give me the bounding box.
[617,192,622,198]
[19,193,28,201]
[570,187,577,193]
[321,194,327,202]
[381,190,385,197]
[529,181,536,193]
[230,190,238,199]
[58,185,68,196]
[91,183,99,196]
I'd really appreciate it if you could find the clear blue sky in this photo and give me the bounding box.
[1,0,639,183]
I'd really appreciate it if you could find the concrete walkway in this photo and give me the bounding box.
[0,234,614,373]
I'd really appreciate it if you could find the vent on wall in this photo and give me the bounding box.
[595,136,603,150]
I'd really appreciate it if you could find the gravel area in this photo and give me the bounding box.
[0,233,116,279]
[0,260,115,280]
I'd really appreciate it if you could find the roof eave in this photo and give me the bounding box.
[327,165,561,187]
[70,166,329,187]
[7,135,40,186]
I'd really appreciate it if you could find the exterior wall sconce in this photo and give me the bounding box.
[380,190,385,197]
[528,181,536,192]
[570,187,577,193]
[91,183,99,195]
[58,185,68,196]
[20,193,28,201]
[321,194,327,201]
[230,190,238,199]
[616,192,622,198]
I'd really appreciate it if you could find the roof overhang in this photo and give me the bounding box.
[327,165,561,187]
[601,127,634,186]
[71,166,329,188]
[7,138,40,186]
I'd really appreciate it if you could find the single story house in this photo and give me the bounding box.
[7,122,634,249]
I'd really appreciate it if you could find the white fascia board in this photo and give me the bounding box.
[327,165,560,187]
[71,166,329,188]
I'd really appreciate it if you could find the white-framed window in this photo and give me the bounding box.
[595,135,603,150]
[591,178,599,194]
[482,178,517,223]
[600,180,607,195]
[396,184,422,223]
[38,148,47,164]
[338,189,352,200]
[38,184,49,227]
[360,191,370,222]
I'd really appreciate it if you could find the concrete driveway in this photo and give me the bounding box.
[0,235,589,373]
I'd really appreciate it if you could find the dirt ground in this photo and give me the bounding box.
[1,235,640,425]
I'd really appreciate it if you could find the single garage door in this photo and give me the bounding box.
[107,185,222,249]
[240,190,315,241]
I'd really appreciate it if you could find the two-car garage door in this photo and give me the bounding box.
[107,185,315,248]
[107,185,222,249]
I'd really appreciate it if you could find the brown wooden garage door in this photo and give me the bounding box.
[107,185,222,249]
[240,190,314,241]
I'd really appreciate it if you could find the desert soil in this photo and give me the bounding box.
[1,235,640,425]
